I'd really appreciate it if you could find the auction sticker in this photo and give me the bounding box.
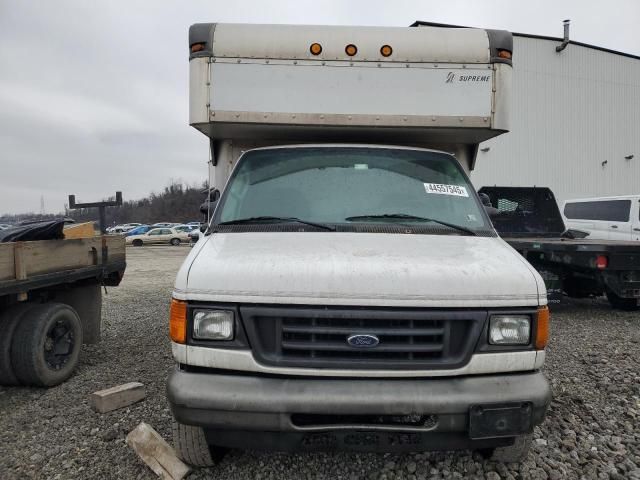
[424,183,469,197]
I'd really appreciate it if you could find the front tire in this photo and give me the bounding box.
[132,239,143,247]
[0,303,36,385]
[487,434,533,463]
[11,303,83,387]
[172,420,226,467]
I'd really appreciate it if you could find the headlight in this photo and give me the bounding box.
[193,310,234,340]
[489,315,530,345]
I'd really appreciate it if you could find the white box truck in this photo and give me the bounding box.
[167,22,550,466]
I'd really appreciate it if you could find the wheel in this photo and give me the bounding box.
[172,420,226,467]
[132,239,143,247]
[0,303,36,385]
[486,434,532,463]
[170,238,181,246]
[11,303,83,387]
[606,289,639,311]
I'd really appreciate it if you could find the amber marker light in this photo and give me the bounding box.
[380,45,393,57]
[169,298,188,344]
[310,43,322,55]
[345,44,358,56]
[190,43,206,53]
[535,305,550,349]
[497,49,512,59]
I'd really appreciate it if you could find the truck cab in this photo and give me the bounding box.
[167,22,550,466]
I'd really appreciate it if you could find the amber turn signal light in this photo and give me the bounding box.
[380,45,393,57]
[170,298,188,344]
[497,49,512,59]
[535,305,549,349]
[310,43,322,55]
[191,43,206,53]
[345,44,358,56]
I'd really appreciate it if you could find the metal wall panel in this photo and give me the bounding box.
[472,37,640,205]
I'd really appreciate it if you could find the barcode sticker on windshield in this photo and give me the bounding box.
[424,183,469,197]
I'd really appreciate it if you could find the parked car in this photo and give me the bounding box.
[125,225,152,236]
[563,195,640,241]
[151,222,178,228]
[126,227,189,246]
[188,229,201,245]
[107,223,141,234]
[174,224,199,233]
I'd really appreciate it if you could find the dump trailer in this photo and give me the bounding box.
[167,22,551,467]
[479,186,640,310]
[0,234,125,386]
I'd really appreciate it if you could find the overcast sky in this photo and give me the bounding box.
[1,0,639,215]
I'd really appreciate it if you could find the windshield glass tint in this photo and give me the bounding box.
[216,147,489,230]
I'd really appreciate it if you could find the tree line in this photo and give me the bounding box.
[1,182,207,227]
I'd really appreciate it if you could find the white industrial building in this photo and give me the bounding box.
[415,21,640,204]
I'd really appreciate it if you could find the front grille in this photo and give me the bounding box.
[281,317,445,360]
[240,306,485,370]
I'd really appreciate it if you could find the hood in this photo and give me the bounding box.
[174,232,544,308]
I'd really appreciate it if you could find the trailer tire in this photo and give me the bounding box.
[0,303,36,385]
[172,420,226,467]
[487,434,532,463]
[11,303,83,387]
[606,289,639,311]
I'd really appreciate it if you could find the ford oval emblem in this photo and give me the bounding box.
[347,334,380,348]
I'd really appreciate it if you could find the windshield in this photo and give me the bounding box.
[215,147,491,233]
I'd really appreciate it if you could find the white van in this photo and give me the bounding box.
[167,22,550,466]
[563,195,640,241]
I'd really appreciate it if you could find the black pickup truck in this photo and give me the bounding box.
[479,187,640,310]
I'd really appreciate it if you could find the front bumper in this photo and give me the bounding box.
[167,369,551,452]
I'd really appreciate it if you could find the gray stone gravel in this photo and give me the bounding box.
[1,246,639,480]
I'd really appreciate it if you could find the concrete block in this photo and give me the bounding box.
[126,422,191,480]
[90,382,146,413]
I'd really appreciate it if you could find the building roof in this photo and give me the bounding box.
[411,20,640,61]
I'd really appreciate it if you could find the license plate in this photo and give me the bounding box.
[469,403,533,439]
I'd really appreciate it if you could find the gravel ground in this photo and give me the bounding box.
[1,246,639,480]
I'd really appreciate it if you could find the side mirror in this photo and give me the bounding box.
[199,189,221,215]
[199,200,217,215]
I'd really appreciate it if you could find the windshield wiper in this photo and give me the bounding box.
[344,213,477,236]
[217,216,336,231]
